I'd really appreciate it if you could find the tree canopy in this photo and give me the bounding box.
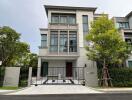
[85,16,132,66]
[0,26,37,67]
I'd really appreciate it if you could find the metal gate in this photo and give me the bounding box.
[31,67,85,85]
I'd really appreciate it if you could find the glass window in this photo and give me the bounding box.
[118,22,129,29]
[83,15,88,23]
[41,34,47,48]
[128,61,132,68]
[51,15,59,23]
[69,32,77,52]
[68,16,76,24]
[82,15,89,34]
[51,13,76,24]
[60,31,68,52]
[50,31,58,52]
[60,16,67,24]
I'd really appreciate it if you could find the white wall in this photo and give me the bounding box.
[128,16,132,29]
[77,48,98,87]
[76,10,94,47]
[3,67,20,87]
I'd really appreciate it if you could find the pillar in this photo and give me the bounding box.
[37,57,41,79]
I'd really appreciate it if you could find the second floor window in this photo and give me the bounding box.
[41,34,47,48]
[69,32,77,52]
[60,32,68,52]
[50,31,58,52]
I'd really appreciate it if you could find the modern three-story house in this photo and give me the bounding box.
[37,5,105,86]
[112,12,132,68]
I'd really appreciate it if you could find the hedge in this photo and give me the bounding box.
[19,67,29,87]
[98,68,132,87]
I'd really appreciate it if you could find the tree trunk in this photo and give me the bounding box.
[101,59,113,87]
[102,59,108,87]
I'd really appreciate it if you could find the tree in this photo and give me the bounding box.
[0,26,29,66]
[14,53,38,68]
[85,16,132,87]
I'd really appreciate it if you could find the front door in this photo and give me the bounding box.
[66,62,72,77]
[41,62,48,77]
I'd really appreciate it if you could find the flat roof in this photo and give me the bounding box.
[44,5,97,15]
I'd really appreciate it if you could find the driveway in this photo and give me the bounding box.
[8,85,102,95]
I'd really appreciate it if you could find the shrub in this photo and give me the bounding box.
[19,80,28,87]
[19,67,29,87]
[98,68,132,87]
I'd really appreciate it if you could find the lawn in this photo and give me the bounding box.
[0,86,20,90]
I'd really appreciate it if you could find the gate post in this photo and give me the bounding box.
[28,67,32,87]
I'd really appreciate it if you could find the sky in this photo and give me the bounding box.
[0,0,132,54]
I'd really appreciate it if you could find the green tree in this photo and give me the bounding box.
[0,26,29,66]
[85,16,132,87]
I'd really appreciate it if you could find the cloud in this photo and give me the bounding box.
[0,0,132,53]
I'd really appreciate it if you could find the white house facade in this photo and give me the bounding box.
[37,5,106,86]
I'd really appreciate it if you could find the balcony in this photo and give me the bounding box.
[48,23,78,30]
[39,47,79,59]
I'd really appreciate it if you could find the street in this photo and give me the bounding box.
[0,93,132,100]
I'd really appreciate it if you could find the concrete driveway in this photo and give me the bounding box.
[8,85,102,95]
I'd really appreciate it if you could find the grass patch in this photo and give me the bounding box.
[0,86,20,90]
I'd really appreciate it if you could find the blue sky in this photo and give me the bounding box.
[0,0,132,53]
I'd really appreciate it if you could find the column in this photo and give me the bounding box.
[58,30,60,55]
[68,30,69,55]
[37,57,41,79]
[28,67,32,87]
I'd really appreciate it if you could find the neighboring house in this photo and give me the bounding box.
[37,5,106,86]
[112,11,132,68]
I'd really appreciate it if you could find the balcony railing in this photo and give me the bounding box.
[49,23,78,30]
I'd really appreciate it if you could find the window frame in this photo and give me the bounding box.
[41,34,47,48]
[82,15,89,34]
[69,31,77,52]
[59,31,68,52]
[50,31,58,52]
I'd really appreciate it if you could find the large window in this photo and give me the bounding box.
[50,31,58,52]
[118,22,129,29]
[69,32,77,52]
[60,32,68,52]
[41,34,47,48]
[51,13,76,24]
[82,15,89,35]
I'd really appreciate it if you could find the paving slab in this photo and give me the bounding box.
[8,85,102,95]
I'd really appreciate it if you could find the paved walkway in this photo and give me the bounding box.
[97,88,132,93]
[8,85,102,95]
[0,90,15,94]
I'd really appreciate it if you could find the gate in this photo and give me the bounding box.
[31,67,85,85]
